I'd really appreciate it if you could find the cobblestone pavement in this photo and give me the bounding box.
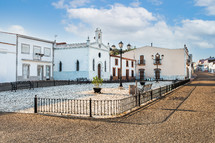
[1,72,215,143]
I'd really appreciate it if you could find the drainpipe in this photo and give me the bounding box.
[52,41,55,80]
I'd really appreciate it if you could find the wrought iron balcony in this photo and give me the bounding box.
[138,60,145,65]
[153,59,162,65]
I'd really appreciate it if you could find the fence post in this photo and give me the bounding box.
[151,90,153,100]
[34,95,37,113]
[89,98,92,117]
[138,93,141,106]
[160,87,162,97]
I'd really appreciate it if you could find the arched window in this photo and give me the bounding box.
[93,59,95,71]
[76,60,79,71]
[105,61,106,72]
[59,61,62,72]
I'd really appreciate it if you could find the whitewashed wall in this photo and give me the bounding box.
[123,46,186,80]
[0,32,16,82]
[54,47,90,80]
[110,56,136,78]
[17,36,53,81]
[88,45,110,80]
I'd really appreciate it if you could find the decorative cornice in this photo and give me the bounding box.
[22,59,52,63]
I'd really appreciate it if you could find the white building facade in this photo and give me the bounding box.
[110,55,136,80]
[0,31,54,83]
[122,45,192,80]
[54,28,110,81]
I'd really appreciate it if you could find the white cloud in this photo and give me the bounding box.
[66,5,157,29]
[147,0,163,6]
[195,0,215,15]
[69,0,90,8]
[194,41,214,49]
[53,2,215,60]
[130,0,141,7]
[52,0,90,9]
[52,0,67,9]
[8,25,26,35]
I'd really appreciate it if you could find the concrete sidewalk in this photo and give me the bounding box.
[0,72,215,142]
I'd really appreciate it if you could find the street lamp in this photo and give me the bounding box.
[127,43,131,50]
[119,41,124,88]
[152,53,164,82]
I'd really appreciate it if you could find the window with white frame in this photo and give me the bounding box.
[44,48,51,57]
[33,46,41,60]
[22,64,30,79]
[21,44,30,54]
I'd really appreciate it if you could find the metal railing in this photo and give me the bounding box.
[34,79,190,117]
[153,59,162,65]
[138,60,145,65]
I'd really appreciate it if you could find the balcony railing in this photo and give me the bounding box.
[34,53,44,61]
[153,59,162,65]
[138,60,145,65]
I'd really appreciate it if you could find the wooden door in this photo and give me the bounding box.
[155,69,160,80]
[118,68,121,79]
[139,69,144,80]
[126,69,129,80]
[98,64,101,79]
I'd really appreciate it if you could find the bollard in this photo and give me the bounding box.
[160,87,162,97]
[34,95,37,113]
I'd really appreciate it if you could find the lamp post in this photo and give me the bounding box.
[119,41,123,88]
[152,53,164,82]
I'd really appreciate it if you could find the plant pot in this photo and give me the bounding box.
[93,87,102,93]
[140,81,145,86]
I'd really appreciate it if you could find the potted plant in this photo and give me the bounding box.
[92,76,103,93]
[140,80,145,86]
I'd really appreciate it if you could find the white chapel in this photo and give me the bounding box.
[54,28,110,80]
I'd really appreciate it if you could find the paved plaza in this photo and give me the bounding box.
[0,72,215,142]
[0,81,171,113]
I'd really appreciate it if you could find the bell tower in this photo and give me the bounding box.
[95,28,102,44]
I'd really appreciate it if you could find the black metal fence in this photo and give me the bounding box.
[34,79,190,117]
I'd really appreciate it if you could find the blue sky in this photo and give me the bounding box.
[1,0,215,62]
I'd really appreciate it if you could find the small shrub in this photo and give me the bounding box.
[92,76,103,88]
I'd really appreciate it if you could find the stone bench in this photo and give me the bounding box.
[129,84,152,95]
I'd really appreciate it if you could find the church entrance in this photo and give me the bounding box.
[98,64,101,79]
